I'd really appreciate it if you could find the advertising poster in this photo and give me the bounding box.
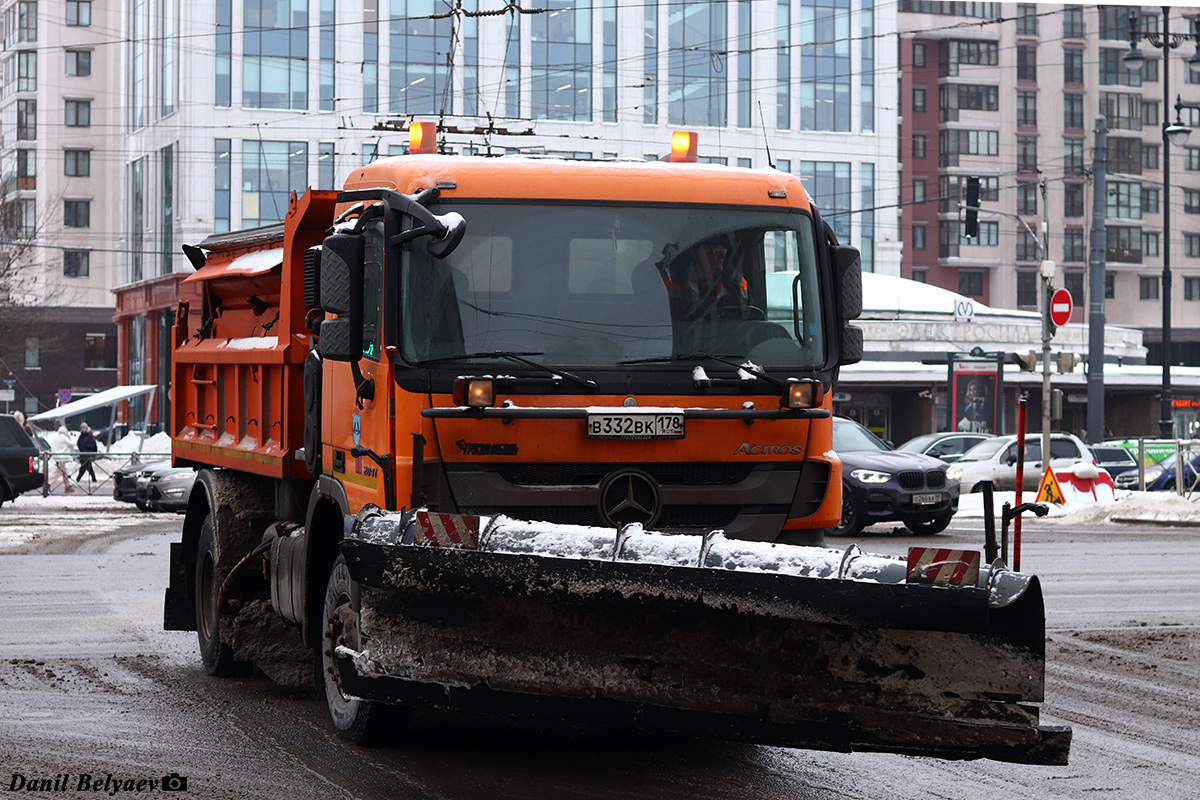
[949,360,1000,434]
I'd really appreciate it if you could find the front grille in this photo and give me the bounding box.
[897,470,946,490]
[496,463,755,487]
[460,504,743,530]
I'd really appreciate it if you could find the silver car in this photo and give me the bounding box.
[947,432,1094,493]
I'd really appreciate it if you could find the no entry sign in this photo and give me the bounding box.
[1050,288,1072,327]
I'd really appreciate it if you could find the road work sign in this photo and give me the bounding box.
[1035,466,1066,506]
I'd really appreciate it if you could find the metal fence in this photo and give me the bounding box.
[38,451,171,497]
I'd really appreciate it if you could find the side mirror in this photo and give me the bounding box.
[316,233,364,362]
[830,243,863,366]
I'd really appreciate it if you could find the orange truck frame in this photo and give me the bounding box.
[163,128,1068,764]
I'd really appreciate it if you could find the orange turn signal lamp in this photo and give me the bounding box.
[453,377,495,408]
[410,121,438,155]
[785,379,824,409]
[670,130,698,163]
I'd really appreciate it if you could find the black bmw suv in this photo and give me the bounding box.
[831,416,960,537]
[0,414,43,507]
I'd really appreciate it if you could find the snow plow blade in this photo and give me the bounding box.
[335,514,1070,765]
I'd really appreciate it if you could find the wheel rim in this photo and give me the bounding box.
[326,590,358,703]
[839,499,855,531]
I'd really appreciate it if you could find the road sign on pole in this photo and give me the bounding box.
[1050,288,1072,328]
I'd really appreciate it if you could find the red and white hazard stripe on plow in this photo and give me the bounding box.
[414,511,481,549]
[905,547,981,586]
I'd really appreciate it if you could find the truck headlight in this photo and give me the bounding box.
[850,469,891,484]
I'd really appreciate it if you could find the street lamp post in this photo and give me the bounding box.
[1124,7,1200,440]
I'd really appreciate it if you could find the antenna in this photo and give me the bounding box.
[757,101,776,170]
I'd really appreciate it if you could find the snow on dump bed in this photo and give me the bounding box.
[477,517,908,584]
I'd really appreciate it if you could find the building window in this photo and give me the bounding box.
[83,333,117,369]
[1140,276,1159,300]
[737,0,751,128]
[1107,226,1142,262]
[318,142,335,189]
[1142,101,1159,127]
[1017,182,1038,216]
[216,0,231,106]
[1063,6,1084,39]
[64,250,90,277]
[531,0,592,122]
[66,49,91,76]
[242,140,308,227]
[1186,233,1200,258]
[1015,3,1037,35]
[1143,144,1159,170]
[1100,48,1140,86]
[245,0,309,110]
[1105,272,1115,299]
[16,148,34,190]
[941,84,997,111]
[64,149,90,177]
[1017,135,1037,172]
[800,0,851,132]
[1064,183,1084,217]
[17,0,35,41]
[1187,190,1200,214]
[1186,276,1200,301]
[958,270,983,297]
[318,0,335,112]
[1143,231,1159,257]
[1064,228,1085,262]
[65,200,90,227]
[17,50,35,90]
[214,139,231,233]
[912,86,926,113]
[941,129,999,158]
[1064,93,1083,130]
[1100,93,1142,131]
[1017,90,1037,126]
[66,0,91,25]
[940,39,997,77]
[912,224,926,250]
[1107,182,1142,219]
[1063,48,1083,84]
[912,41,925,68]
[913,178,926,204]
[778,0,791,129]
[667,2,720,126]
[912,133,926,160]
[1187,148,1200,171]
[798,161,851,241]
[16,98,34,139]
[939,174,997,212]
[65,99,90,126]
[24,336,38,369]
[1064,271,1084,305]
[1110,137,1143,174]
[1016,233,1039,262]
[1099,8,1130,41]
[912,268,927,283]
[1017,271,1037,307]
[1016,45,1036,81]
[1142,188,1159,214]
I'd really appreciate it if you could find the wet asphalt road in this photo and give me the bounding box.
[0,504,1197,799]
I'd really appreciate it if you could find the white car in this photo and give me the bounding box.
[947,432,1094,493]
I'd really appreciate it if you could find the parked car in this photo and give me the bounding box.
[831,416,960,537]
[1089,444,1139,481]
[1143,451,1200,492]
[896,431,994,464]
[947,432,1093,493]
[0,414,43,508]
[137,466,196,513]
[112,459,171,509]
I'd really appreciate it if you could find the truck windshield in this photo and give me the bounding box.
[401,203,825,369]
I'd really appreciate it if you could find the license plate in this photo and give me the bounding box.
[913,493,941,505]
[586,413,684,440]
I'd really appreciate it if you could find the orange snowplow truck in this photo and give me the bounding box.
[165,128,1069,765]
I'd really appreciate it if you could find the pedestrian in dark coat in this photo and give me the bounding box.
[76,423,98,482]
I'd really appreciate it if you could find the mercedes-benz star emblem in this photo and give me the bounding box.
[598,469,662,528]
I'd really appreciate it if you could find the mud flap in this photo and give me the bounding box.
[336,536,1071,765]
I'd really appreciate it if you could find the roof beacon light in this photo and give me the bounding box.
[670,130,698,163]
[410,121,438,155]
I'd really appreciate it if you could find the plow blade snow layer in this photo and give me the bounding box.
[335,516,1070,765]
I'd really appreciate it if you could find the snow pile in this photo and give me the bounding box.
[105,431,172,456]
[478,517,906,584]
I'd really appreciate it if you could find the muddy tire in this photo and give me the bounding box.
[195,514,237,676]
[830,484,866,538]
[322,554,404,744]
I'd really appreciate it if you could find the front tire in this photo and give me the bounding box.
[322,554,403,744]
[195,514,237,676]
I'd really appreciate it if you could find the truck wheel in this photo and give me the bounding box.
[903,514,952,535]
[322,554,400,744]
[195,514,237,676]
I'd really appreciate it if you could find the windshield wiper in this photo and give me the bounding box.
[414,351,597,391]
[620,353,783,388]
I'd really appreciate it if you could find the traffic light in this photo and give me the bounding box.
[964,176,981,239]
[1050,388,1064,420]
[1056,352,1082,373]
[1011,351,1038,371]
